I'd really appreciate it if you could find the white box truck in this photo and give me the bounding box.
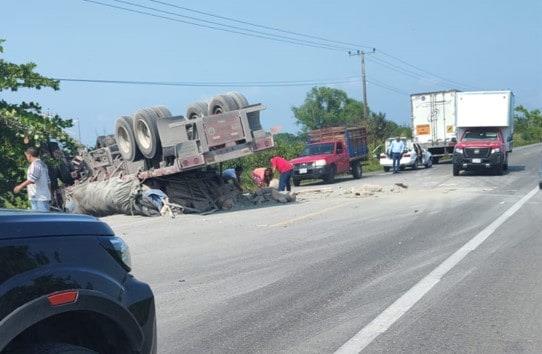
[410,90,459,163]
[452,90,514,176]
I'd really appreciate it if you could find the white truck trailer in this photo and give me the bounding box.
[410,90,459,163]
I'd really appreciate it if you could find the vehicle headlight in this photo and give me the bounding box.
[491,148,500,154]
[455,148,463,154]
[101,236,132,271]
[314,159,327,167]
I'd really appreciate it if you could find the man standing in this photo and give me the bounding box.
[270,156,293,192]
[222,165,243,191]
[13,147,51,211]
[389,137,405,174]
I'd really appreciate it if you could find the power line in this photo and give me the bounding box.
[143,1,476,89]
[82,0,348,51]
[111,0,352,51]
[53,76,361,87]
[377,50,479,89]
[368,56,426,81]
[147,0,374,50]
[366,77,409,96]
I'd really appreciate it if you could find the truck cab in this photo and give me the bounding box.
[290,141,350,184]
[290,127,368,185]
[453,127,509,175]
[452,90,514,176]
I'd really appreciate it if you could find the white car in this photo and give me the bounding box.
[379,139,432,172]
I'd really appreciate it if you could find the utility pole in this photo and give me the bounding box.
[349,48,376,119]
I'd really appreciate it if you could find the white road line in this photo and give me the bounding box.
[335,186,539,354]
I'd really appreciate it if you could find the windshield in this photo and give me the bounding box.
[301,143,334,156]
[463,131,499,141]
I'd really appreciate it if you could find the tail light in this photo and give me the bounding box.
[403,153,411,157]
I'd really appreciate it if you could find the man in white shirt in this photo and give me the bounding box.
[14,147,51,211]
[389,137,405,173]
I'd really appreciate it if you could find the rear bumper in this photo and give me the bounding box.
[293,165,331,180]
[453,152,503,169]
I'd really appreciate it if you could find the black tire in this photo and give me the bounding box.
[351,160,362,179]
[115,116,140,162]
[400,166,406,171]
[412,161,418,170]
[432,156,440,164]
[226,91,249,108]
[453,164,460,176]
[495,163,504,176]
[208,94,239,115]
[151,105,172,119]
[133,108,161,159]
[383,166,390,172]
[323,165,336,184]
[186,101,208,120]
[293,178,301,187]
[539,182,542,190]
[16,342,98,354]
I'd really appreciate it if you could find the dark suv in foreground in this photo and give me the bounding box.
[0,210,156,353]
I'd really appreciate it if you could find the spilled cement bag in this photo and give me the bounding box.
[69,177,161,217]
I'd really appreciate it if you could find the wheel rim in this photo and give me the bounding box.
[117,126,131,154]
[136,119,152,150]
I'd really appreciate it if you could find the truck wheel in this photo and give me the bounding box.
[323,165,336,184]
[151,105,172,119]
[383,166,390,172]
[226,91,249,108]
[133,108,161,159]
[495,164,504,176]
[186,101,208,120]
[453,164,460,176]
[115,116,141,162]
[293,178,301,187]
[208,94,239,115]
[351,160,362,179]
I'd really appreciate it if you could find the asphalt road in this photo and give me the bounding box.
[104,144,542,353]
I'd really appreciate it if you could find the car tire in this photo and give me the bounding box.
[208,94,239,115]
[186,101,208,120]
[432,156,440,164]
[453,164,460,176]
[115,116,141,162]
[323,165,336,184]
[412,161,418,170]
[293,178,301,187]
[539,182,542,190]
[351,160,362,179]
[226,91,249,109]
[383,166,390,172]
[133,108,161,159]
[495,163,504,176]
[17,342,98,354]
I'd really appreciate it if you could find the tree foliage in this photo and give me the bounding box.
[292,86,411,145]
[514,105,542,146]
[0,39,76,207]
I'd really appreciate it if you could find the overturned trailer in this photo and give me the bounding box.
[63,92,276,216]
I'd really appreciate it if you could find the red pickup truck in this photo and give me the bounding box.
[290,127,368,185]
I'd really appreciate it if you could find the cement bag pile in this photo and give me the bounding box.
[69,177,161,217]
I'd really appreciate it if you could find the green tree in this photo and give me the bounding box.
[0,40,75,208]
[514,105,542,146]
[291,87,365,130]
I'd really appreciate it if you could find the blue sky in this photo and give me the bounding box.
[2,0,541,145]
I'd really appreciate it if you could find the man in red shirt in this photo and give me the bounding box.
[270,156,293,192]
